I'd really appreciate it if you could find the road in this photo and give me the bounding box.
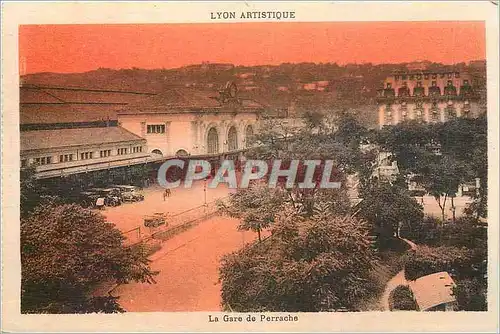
[380,238,417,311]
[111,216,258,312]
[103,180,230,235]
[418,195,472,220]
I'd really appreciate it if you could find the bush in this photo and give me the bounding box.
[219,211,380,312]
[21,204,158,313]
[400,216,440,245]
[389,285,417,311]
[453,278,487,311]
[403,245,473,281]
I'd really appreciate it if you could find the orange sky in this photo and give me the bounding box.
[19,22,485,74]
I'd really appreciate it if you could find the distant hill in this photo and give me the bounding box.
[21,61,486,128]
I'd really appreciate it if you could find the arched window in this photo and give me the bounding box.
[207,128,219,154]
[227,126,238,151]
[151,149,163,156]
[175,149,189,157]
[245,125,254,147]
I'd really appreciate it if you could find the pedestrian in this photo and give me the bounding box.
[96,197,105,210]
[166,188,171,197]
[163,189,167,201]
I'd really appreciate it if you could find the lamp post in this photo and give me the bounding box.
[204,176,207,209]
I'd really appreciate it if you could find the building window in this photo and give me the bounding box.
[432,73,437,79]
[245,125,254,148]
[463,79,469,86]
[447,80,453,86]
[34,156,52,165]
[446,105,456,120]
[132,146,143,153]
[207,127,219,154]
[175,149,189,157]
[415,102,424,121]
[455,72,460,78]
[447,73,452,78]
[395,75,399,80]
[117,148,128,155]
[463,103,471,117]
[80,152,93,160]
[432,81,437,87]
[100,150,111,158]
[147,124,166,134]
[440,73,445,78]
[409,75,414,80]
[424,74,429,79]
[417,81,422,87]
[401,102,408,121]
[431,102,440,122]
[402,75,407,80]
[417,74,422,80]
[227,126,238,151]
[386,83,392,89]
[59,154,74,162]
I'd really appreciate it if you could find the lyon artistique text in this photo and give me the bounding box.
[210,11,296,20]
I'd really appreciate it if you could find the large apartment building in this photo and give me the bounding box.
[376,69,482,128]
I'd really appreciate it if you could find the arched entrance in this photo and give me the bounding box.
[175,149,189,157]
[227,126,238,151]
[245,125,254,147]
[207,127,219,154]
[151,149,163,156]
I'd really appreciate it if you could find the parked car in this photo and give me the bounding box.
[79,191,100,208]
[111,185,145,202]
[89,188,122,206]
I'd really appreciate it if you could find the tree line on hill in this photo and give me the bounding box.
[22,61,486,128]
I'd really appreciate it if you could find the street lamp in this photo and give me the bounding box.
[204,177,207,208]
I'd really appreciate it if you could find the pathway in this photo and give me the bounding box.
[379,237,417,311]
[111,216,259,312]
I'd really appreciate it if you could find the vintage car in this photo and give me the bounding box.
[143,212,168,228]
[111,185,145,202]
[88,188,122,206]
[79,191,100,208]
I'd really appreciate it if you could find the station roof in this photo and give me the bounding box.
[21,126,145,152]
[20,85,154,124]
[118,87,264,114]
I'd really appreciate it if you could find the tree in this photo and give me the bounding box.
[21,203,158,313]
[375,120,433,174]
[399,216,440,244]
[219,207,380,311]
[217,182,286,241]
[357,183,424,245]
[389,285,418,311]
[403,245,474,281]
[453,278,487,311]
[417,155,467,222]
[402,215,487,310]
[247,112,365,215]
[374,118,486,223]
[374,117,488,222]
[20,166,46,217]
[437,116,488,218]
